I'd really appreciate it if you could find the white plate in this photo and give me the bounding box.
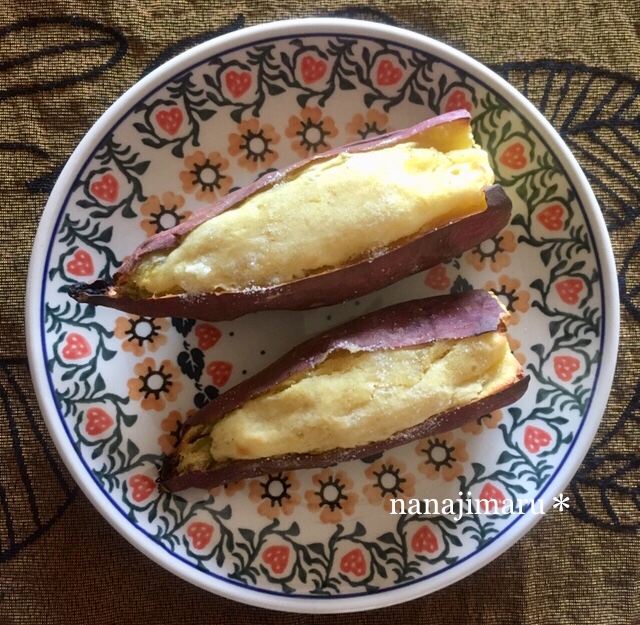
[26,18,619,613]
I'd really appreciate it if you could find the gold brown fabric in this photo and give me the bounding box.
[1,1,638,622]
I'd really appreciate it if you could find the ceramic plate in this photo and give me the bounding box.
[26,18,619,612]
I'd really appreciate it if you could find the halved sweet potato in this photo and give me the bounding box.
[159,290,529,492]
[69,111,512,322]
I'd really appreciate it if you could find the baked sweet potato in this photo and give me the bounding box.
[69,110,512,322]
[159,290,529,491]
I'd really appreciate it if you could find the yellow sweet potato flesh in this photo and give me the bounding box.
[132,140,493,296]
[176,331,520,473]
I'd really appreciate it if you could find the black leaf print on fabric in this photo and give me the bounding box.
[0,15,127,102]
[138,15,245,79]
[568,381,640,532]
[0,359,78,562]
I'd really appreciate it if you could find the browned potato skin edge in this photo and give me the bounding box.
[69,184,512,322]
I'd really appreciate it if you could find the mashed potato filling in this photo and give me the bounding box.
[133,141,494,295]
[177,331,520,472]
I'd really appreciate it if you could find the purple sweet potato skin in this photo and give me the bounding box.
[158,290,529,492]
[188,289,508,427]
[115,109,472,267]
[68,110,514,322]
[69,183,512,322]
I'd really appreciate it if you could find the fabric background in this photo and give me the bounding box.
[1,1,638,623]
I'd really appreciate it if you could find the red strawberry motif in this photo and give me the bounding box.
[195,324,222,350]
[61,333,91,360]
[90,173,119,203]
[444,89,473,113]
[477,483,507,513]
[156,107,183,136]
[553,355,580,382]
[66,249,94,277]
[339,548,367,576]
[555,278,583,305]
[206,361,232,386]
[537,203,564,231]
[524,425,552,454]
[411,525,439,554]
[186,521,214,550]
[300,55,327,84]
[262,545,289,574]
[376,59,403,86]
[424,264,451,291]
[129,474,155,502]
[499,143,528,170]
[225,70,252,98]
[85,407,114,436]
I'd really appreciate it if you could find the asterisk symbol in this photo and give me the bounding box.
[552,493,570,511]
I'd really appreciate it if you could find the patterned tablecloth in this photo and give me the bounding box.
[0,1,638,623]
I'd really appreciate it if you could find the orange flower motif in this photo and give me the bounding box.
[345,109,390,142]
[416,433,469,482]
[363,456,416,512]
[285,106,338,158]
[114,315,168,357]
[139,192,190,236]
[179,150,232,203]
[127,357,183,411]
[228,119,280,172]
[461,410,504,435]
[466,230,517,272]
[157,409,184,455]
[484,275,530,325]
[249,472,301,520]
[305,468,358,524]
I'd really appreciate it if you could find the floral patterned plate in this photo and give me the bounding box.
[26,18,619,612]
